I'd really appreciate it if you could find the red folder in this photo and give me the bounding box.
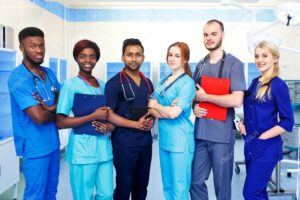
[199,76,230,122]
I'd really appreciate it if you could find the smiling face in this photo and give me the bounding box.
[167,46,185,71]
[76,47,97,74]
[19,36,45,66]
[255,46,278,76]
[122,45,144,72]
[203,22,223,51]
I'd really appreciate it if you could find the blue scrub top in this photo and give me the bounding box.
[243,76,294,162]
[8,64,60,158]
[105,72,153,148]
[153,74,195,153]
[56,77,113,164]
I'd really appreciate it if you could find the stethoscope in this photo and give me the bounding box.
[77,74,103,95]
[23,62,58,102]
[194,51,226,83]
[154,73,186,97]
[119,68,152,101]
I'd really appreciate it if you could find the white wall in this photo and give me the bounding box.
[66,20,300,82]
[0,0,66,62]
[1,1,299,81]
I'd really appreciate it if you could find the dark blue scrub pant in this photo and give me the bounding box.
[190,139,235,200]
[22,149,60,200]
[113,144,152,200]
[243,160,277,200]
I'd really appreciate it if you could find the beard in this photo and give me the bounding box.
[205,38,222,51]
[24,54,44,67]
[124,63,141,72]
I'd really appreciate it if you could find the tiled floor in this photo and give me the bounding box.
[1,138,299,200]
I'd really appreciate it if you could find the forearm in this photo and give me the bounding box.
[26,105,56,124]
[43,104,57,113]
[150,104,181,119]
[56,114,95,129]
[148,108,163,118]
[196,91,244,108]
[259,125,286,140]
[107,110,140,129]
[38,110,57,124]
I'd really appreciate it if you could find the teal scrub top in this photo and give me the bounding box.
[56,76,113,164]
[153,74,195,153]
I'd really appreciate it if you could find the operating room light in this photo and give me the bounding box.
[275,2,300,26]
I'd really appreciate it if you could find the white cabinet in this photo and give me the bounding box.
[0,137,19,199]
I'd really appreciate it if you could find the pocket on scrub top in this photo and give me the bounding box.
[253,137,268,157]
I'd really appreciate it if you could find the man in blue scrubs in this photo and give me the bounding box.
[8,27,60,200]
[106,38,154,200]
[191,20,246,200]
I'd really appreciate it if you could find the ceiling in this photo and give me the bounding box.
[68,0,259,2]
[47,0,289,7]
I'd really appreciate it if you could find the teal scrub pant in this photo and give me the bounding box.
[69,160,114,200]
[22,149,60,200]
[159,144,193,200]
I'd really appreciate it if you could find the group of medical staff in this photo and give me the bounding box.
[7,18,294,200]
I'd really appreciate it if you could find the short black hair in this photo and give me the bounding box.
[122,38,144,55]
[73,39,101,61]
[18,27,44,43]
[206,19,224,32]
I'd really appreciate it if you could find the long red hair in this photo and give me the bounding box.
[166,42,192,77]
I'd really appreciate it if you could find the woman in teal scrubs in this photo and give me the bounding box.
[56,40,114,200]
[148,42,195,200]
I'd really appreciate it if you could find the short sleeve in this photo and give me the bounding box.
[45,68,61,92]
[175,78,196,111]
[147,78,154,96]
[8,72,37,110]
[56,81,75,116]
[98,79,106,95]
[105,78,120,110]
[229,60,246,92]
[152,81,162,100]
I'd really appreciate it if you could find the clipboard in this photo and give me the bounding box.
[199,76,230,121]
[72,93,106,135]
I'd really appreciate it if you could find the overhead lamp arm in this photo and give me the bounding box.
[287,15,292,26]
[276,2,300,26]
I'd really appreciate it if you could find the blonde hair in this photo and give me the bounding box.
[255,41,280,101]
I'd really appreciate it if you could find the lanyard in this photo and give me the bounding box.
[77,74,102,95]
[195,51,226,83]
[157,73,186,96]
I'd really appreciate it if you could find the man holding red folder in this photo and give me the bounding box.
[190,19,246,200]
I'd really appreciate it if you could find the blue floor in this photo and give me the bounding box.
[0,138,299,200]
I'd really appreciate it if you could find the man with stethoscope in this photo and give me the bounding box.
[8,27,60,199]
[190,20,246,200]
[105,38,154,200]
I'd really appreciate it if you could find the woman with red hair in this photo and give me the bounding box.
[148,42,195,200]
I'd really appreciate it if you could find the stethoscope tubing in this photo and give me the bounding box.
[119,68,152,101]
